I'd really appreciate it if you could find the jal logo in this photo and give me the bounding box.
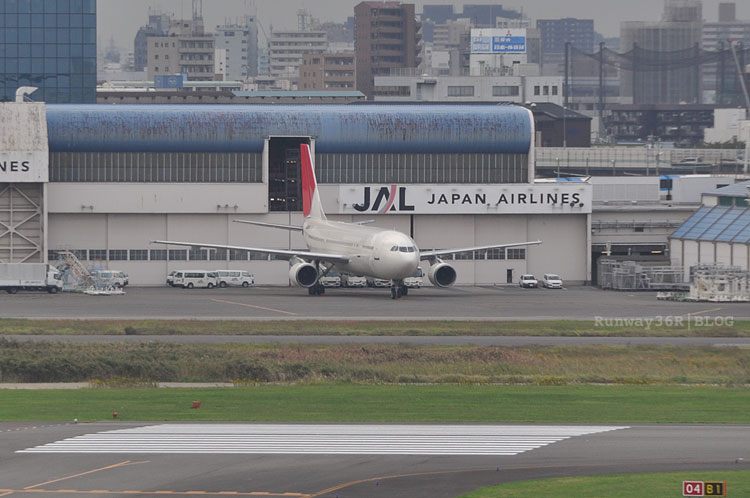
[353,186,415,214]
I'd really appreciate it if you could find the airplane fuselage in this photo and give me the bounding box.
[303,218,420,280]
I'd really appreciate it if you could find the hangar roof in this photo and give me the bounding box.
[45,104,533,154]
[670,205,750,243]
[703,180,750,198]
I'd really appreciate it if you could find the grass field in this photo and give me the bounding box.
[459,471,750,497]
[1,340,749,385]
[0,318,747,336]
[0,385,748,423]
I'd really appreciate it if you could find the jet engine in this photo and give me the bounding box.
[289,259,318,288]
[427,261,456,287]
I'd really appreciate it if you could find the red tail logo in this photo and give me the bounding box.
[300,144,316,217]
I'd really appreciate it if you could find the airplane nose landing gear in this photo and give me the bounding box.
[390,280,407,299]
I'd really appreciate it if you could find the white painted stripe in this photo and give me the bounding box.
[18,424,628,456]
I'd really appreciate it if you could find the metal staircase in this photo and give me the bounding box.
[57,251,95,288]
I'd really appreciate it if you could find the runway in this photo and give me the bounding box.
[2,422,748,498]
[1,285,749,321]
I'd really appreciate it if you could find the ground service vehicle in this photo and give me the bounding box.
[0,263,63,294]
[519,274,539,288]
[341,274,367,287]
[172,270,218,289]
[367,277,391,288]
[542,273,563,289]
[215,270,254,288]
[166,271,176,287]
[319,270,341,287]
[91,270,128,288]
[404,266,424,288]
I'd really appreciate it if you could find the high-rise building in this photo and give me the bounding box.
[0,0,97,103]
[620,0,703,104]
[147,19,215,81]
[268,29,328,80]
[702,2,750,105]
[216,16,260,81]
[354,1,422,100]
[299,52,355,90]
[537,18,595,70]
[134,13,170,72]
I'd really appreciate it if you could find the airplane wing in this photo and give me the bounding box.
[232,220,303,231]
[420,240,542,259]
[150,240,350,264]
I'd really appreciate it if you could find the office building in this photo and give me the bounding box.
[215,16,259,81]
[354,2,422,99]
[0,0,97,103]
[299,52,355,91]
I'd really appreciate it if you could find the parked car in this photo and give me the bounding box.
[215,270,255,288]
[676,156,705,165]
[542,273,563,289]
[319,269,341,287]
[341,274,367,287]
[404,266,423,288]
[91,270,128,288]
[519,274,538,288]
[172,270,218,289]
[366,276,391,288]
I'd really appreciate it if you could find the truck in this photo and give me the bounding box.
[0,263,63,294]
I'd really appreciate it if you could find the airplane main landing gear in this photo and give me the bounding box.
[308,283,325,296]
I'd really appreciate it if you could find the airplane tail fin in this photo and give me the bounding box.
[301,143,326,220]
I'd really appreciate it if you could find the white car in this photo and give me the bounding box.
[519,274,538,288]
[542,273,563,289]
[404,266,423,288]
[341,274,367,287]
[319,270,341,287]
[215,270,255,288]
[366,276,391,288]
[91,270,128,288]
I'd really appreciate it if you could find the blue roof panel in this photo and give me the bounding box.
[700,207,745,241]
[670,206,711,239]
[46,104,533,154]
[682,206,729,239]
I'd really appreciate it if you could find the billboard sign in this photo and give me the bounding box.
[471,29,527,54]
[0,152,48,183]
[338,184,592,215]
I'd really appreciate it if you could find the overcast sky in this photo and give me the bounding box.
[98,0,749,51]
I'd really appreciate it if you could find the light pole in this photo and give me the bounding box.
[562,106,567,149]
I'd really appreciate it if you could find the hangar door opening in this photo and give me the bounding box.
[267,137,311,212]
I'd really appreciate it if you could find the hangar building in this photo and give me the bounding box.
[1,102,591,286]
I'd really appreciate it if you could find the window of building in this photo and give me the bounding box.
[552,86,558,95]
[492,85,520,97]
[108,250,128,261]
[534,86,540,96]
[169,249,187,261]
[447,86,474,97]
[507,248,526,260]
[543,86,549,96]
[229,249,249,261]
[150,249,167,261]
[189,249,208,261]
[89,249,107,261]
[130,250,148,261]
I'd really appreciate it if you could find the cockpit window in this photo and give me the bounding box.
[399,246,416,253]
[391,246,399,251]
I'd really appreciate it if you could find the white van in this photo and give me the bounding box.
[172,270,218,289]
[215,270,255,288]
[91,270,129,288]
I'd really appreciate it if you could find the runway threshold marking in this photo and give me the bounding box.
[210,299,298,316]
[22,460,148,490]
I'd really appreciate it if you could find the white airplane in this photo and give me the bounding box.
[152,144,541,298]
